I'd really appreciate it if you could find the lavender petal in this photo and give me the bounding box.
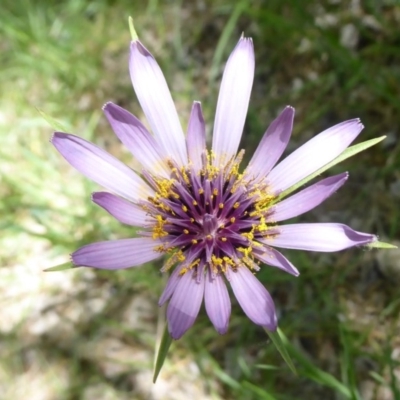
[262,223,377,251]
[246,106,294,179]
[92,192,148,227]
[212,37,255,166]
[254,247,299,276]
[229,267,277,331]
[186,101,206,170]
[72,238,162,269]
[51,132,153,202]
[159,265,184,306]
[129,40,187,166]
[167,270,205,339]
[103,102,170,177]
[204,272,231,334]
[268,172,348,222]
[268,119,364,193]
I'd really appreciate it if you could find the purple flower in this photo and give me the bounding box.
[52,35,377,340]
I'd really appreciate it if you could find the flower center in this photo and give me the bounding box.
[141,151,277,274]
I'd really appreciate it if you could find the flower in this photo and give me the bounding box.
[52,34,377,340]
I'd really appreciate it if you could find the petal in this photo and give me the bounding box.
[254,247,299,276]
[129,40,187,166]
[72,237,162,269]
[262,223,376,252]
[212,37,255,166]
[204,272,231,334]
[246,106,294,179]
[158,264,183,306]
[167,270,205,339]
[229,267,277,330]
[51,132,153,202]
[103,102,170,177]
[268,172,348,222]
[186,101,206,170]
[92,192,148,227]
[268,119,364,193]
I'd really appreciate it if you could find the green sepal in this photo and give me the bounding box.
[366,241,397,249]
[36,108,68,132]
[275,135,386,203]
[265,327,297,375]
[44,261,75,272]
[128,16,138,41]
[153,323,173,383]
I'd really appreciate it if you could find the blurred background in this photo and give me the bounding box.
[1,0,399,399]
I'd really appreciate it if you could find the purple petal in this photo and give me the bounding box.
[254,247,299,276]
[92,192,148,227]
[159,265,183,306]
[229,267,277,330]
[129,40,187,166]
[268,119,364,193]
[212,37,255,166]
[268,172,348,222]
[262,223,376,252]
[246,106,294,179]
[186,101,206,170]
[72,238,162,269]
[204,272,231,334]
[167,270,205,339]
[103,102,170,177]
[51,132,153,202]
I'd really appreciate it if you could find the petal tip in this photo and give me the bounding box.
[102,101,113,111]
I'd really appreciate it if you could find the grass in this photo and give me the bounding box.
[1,0,399,399]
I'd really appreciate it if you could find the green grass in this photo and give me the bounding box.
[1,0,399,399]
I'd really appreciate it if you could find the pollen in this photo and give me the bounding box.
[183,229,189,234]
[182,205,188,212]
[219,203,224,209]
[233,202,240,209]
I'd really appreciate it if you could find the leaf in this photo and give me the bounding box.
[275,136,386,202]
[279,329,352,398]
[44,261,75,271]
[366,241,397,249]
[153,323,173,383]
[265,328,297,375]
[242,381,279,400]
[36,108,68,131]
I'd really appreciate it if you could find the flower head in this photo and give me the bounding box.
[52,34,376,339]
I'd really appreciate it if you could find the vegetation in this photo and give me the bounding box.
[1,0,399,399]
